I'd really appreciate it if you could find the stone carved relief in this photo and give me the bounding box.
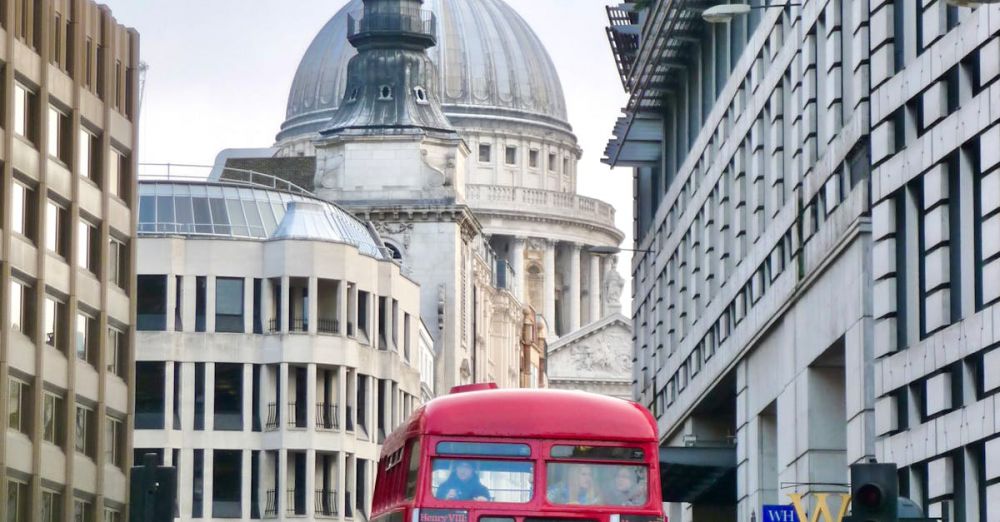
[316,150,345,190]
[374,222,414,252]
[571,339,631,375]
[421,148,457,187]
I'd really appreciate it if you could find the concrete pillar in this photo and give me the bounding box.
[243,364,254,432]
[165,274,177,332]
[206,275,217,333]
[244,277,254,334]
[306,449,317,517]
[164,362,176,430]
[569,243,581,331]
[279,363,289,434]
[308,277,319,334]
[280,275,290,334]
[242,450,253,519]
[543,240,556,330]
[511,237,526,302]
[306,364,317,429]
[589,253,601,323]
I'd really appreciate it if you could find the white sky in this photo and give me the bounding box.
[101,0,635,302]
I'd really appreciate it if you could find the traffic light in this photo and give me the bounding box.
[850,462,898,522]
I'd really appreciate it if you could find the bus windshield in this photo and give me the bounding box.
[546,463,648,506]
[431,458,534,503]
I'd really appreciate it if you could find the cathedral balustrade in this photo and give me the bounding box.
[466,184,617,229]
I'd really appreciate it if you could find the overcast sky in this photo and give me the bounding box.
[101,0,635,295]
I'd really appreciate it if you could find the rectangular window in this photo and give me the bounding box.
[7,479,29,522]
[8,377,31,435]
[137,275,168,331]
[478,144,491,162]
[109,149,129,202]
[12,181,38,240]
[77,220,100,273]
[46,200,70,257]
[192,449,204,518]
[9,279,33,337]
[103,508,122,522]
[529,149,539,168]
[47,106,71,162]
[548,152,557,172]
[78,128,97,182]
[195,276,207,332]
[215,277,245,333]
[505,146,517,165]
[403,313,411,361]
[430,458,534,503]
[212,450,243,518]
[107,327,126,378]
[75,404,95,457]
[213,363,243,431]
[173,363,182,429]
[41,488,63,522]
[105,416,124,468]
[194,362,205,431]
[43,392,65,444]
[14,83,34,141]
[563,158,570,174]
[135,362,166,429]
[108,237,128,290]
[44,296,68,350]
[76,312,97,364]
[73,498,93,522]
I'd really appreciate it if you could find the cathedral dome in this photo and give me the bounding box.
[278,0,572,144]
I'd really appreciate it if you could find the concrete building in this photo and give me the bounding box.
[213,0,629,394]
[605,1,1000,521]
[133,178,422,520]
[1,1,139,520]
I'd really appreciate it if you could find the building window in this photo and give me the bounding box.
[529,149,540,168]
[12,181,39,241]
[78,127,100,183]
[77,220,100,274]
[41,488,63,522]
[195,276,208,332]
[478,143,492,163]
[14,83,38,142]
[135,362,166,429]
[76,312,97,365]
[8,377,32,435]
[9,279,34,338]
[378,85,393,100]
[43,392,66,444]
[47,105,71,162]
[215,277,245,333]
[214,363,243,431]
[103,508,122,522]
[413,86,428,104]
[505,146,518,165]
[108,237,129,290]
[137,275,167,331]
[108,148,129,201]
[562,158,570,174]
[46,199,70,257]
[7,479,29,522]
[192,449,205,517]
[548,152,557,172]
[105,416,124,468]
[213,450,243,518]
[75,404,96,457]
[44,296,68,350]
[73,498,94,522]
[107,327,126,378]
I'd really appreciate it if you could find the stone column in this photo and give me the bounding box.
[511,236,526,302]
[569,243,581,331]
[589,253,602,323]
[543,240,556,331]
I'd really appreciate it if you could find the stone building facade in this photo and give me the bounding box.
[1,1,139,520]
[134,179,422,520]
[606,1,999,521]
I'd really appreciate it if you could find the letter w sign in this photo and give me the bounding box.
[766,494,852,522]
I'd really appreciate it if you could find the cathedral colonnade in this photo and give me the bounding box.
[494,235,624,337]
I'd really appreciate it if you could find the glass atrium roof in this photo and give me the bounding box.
[138,181,385,259]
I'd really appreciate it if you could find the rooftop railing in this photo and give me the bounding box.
[138,162,314,196]
[466,184,618,230]
[347,8,437,39]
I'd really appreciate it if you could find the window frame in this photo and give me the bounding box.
[215,277,245,333]
[478,143,492,163]
[43,391,65,444]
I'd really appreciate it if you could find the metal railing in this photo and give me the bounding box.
[465,184,618,229]
[289,317,308,333]
[315,489,339,517]
[318,318,340,335]
[288,402,306,428]
[264,489,277,518]
[347,8,436,39]
[287,489,306,516]
[138,163,313,196]
[316,403,340,430]
[265,402,279,431]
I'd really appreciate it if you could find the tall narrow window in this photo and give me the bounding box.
[478,144,491,163]
[215,277,245,333]
[108,237,128,290]
[214,363,243,431]
[548,152,557,172]
[135,362,166,429]
[12,181,38,241]
[8,378,31,435]
[505,146,517,165]
[9,279,34,337]
[44,296,67,350]
[212,450,243,518]
[194,362,206,431]
[107,326,125,378]
[77,220,100,273]
[137,275,168,331]
[106,416,124,468]
[195,276,207,332]
[75,404,95,457]
[76,312,96,364]
[46,200,70,257]
[41,488,62,522]
[78,128,95,182]
[529,149,539,169]
[14,83,33,140]
[192,449,204,518]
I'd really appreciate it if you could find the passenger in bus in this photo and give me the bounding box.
[437,461,492,501]
[547,466,601,505]
[604,467,645,506]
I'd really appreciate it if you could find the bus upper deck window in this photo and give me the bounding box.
[431,458,534,503]
[549,446,644,461]
[436,442,531,457]
[546,463,648,507]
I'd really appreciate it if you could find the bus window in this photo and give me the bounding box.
[437,441,531,457]
[431,459,533,503]
[550,445,644,461]
[406,440,421,499]
[546,463,647,506]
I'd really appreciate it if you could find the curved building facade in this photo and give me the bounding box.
[133,179,422,520]
[267,0,625,338]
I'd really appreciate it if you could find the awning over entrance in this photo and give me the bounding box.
[659,446,737,504]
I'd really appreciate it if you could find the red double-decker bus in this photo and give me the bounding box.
[372,385,664,522]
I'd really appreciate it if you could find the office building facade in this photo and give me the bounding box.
[1,1,139,520]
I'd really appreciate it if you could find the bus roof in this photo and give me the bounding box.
[384,389,657,452]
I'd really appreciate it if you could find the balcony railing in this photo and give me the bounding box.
[317,403,339,430]
[288,402,306,428]
[316,489,339,517]
[345,490,354,519]
[289,317,308,333]
[318,318,340,335]
[265,402,280,431]
[465,184,618,230]
[265,489,277,518]
[267,318,280,334]
[347,8,436,39]
[287,489,306,516]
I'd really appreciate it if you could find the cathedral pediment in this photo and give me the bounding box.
[547,314,633,381]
